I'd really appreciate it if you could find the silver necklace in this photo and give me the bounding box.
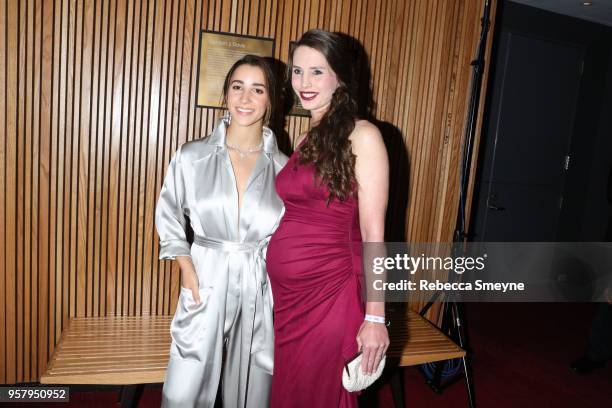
[225,141,264,159]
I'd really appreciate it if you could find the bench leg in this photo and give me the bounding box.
[426,360,445,393]
[390,367,405,408]
[119,385,144,408]
[462,355,476,408]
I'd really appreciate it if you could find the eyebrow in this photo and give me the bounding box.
[292,65,327,70]
[230,79,267,87]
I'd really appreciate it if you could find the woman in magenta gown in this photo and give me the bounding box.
[266,29,390,407]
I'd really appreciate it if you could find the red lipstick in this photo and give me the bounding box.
[299,92,318,101]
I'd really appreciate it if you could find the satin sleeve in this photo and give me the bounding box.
[155,147,191,260]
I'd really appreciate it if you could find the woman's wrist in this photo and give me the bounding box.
[364,314,390,326]
[365,301,385,317]
[178,261,198,287]
[364,314,385,323]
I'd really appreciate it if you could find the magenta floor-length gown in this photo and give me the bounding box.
[266,150,365,408]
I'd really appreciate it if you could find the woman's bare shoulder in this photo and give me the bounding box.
[350,120,383,148]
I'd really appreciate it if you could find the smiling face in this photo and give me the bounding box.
[225,64,270,127]
[291,45,340,118]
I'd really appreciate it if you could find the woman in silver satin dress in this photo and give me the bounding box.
[155,55,287,407]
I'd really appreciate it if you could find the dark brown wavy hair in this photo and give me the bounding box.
[288,29,358,202]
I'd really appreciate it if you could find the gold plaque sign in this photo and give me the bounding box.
[196,31,275,108]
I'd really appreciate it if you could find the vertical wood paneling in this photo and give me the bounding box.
[48,0,57,351]
[1,0,496,383]
[0,0,7,384]
[5,0,17,385]
[57,0,68,342]
[25,0,35,381]
[97,0,108,319]
[117,0,130,316]
[16,0,26,383]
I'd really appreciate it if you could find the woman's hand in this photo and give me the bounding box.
[350,121,390,374]
[177,256,201,304]
[356,321,390,374]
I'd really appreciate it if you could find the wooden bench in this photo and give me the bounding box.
[387,309,466,365]
[386,309,467,408]
[40,315,173,407]
[40,311,465,407]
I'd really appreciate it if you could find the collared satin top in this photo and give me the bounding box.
[156,117,287,259]
[155,118,287,404]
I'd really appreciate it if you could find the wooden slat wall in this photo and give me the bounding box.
[0,0,496,383]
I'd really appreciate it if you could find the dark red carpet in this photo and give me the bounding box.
[6,303,611,407]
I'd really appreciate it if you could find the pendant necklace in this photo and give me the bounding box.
[226,141,263,159]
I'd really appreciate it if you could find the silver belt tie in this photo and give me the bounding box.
[192,235,269,285]
[191,234,273,374]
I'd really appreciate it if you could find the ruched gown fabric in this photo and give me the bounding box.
[266,151,365,408]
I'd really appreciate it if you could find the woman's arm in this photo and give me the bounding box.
[176,256,201,304]
[155,147,201,303]
[351,120,390,374]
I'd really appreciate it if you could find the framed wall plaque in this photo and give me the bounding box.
[196,30,275,108]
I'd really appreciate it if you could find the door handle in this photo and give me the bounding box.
[488,204,505,211]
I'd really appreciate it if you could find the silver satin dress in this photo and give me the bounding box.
[155,118,287,407]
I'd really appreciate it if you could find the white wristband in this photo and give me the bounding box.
[364,314,386,324]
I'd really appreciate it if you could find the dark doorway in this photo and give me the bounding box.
[472,32,584,241]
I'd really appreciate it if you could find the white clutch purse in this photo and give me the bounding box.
[342,351,386,392]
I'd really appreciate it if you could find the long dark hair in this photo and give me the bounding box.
[222,54,277,125]
[288,29,358,202]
